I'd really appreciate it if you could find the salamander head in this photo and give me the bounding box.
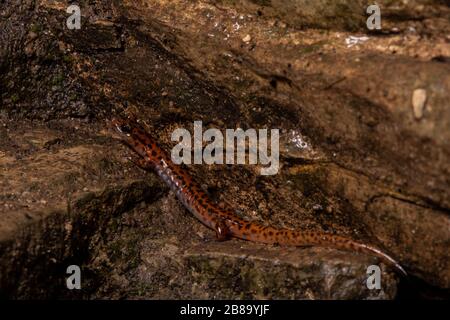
[109,116,157,150]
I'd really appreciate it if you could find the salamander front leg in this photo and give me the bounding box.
[128,155,154,172]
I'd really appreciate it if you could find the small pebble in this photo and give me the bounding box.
[412,88,427,120]
[313,204,323,211]
[242,34,251,43]
[28,31,38,40]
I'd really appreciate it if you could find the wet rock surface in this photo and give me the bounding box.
[0,0,449,299]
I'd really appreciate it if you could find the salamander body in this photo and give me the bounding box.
[110,117,406,276]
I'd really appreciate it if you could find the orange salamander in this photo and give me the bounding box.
[110,117,407,276]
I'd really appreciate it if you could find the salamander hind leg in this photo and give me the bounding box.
[214,219,230,241]
[199,220,230,243]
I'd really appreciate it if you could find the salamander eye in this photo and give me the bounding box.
[115,122,132,134]
[120,124,132,133]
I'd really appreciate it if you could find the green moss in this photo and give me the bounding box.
[299,40,328,54]
[44,53,57,62]
[132,283,155,297]
[106,234,141,270]
[10,94,19,103]
[63,55,74,63]
[51,73,65,86]
[29,23,42,33]
[289,166,327,198]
